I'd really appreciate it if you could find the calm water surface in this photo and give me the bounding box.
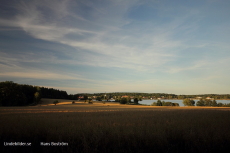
[138,99,230,107]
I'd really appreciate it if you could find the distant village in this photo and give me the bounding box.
[78,95,216,101]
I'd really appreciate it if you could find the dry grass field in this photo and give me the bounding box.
[1,99,230,153]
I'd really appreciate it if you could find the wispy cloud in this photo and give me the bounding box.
[0,0,230,94]
[2,0,184,71]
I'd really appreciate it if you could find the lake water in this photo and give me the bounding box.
[138,99,230,107]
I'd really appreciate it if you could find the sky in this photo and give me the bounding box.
[0,0,230,95]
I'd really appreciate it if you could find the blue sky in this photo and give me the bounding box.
[0,0,230,94]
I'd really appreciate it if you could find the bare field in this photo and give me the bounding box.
[2,100,230,114]
[1,99,230,153]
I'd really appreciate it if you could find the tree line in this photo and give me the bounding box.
[0,81,68,106]
[151,100,179,106]
[1,81,230,106]
[114,96,140,104]
[183,99,230,107]
[76,92,230,100]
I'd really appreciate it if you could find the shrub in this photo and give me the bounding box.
[183,99,195,106]
[172,103,179,106]
[53,100,59,105]
[156,100,162,106]
[88,99,93,104]
[217,102,223,107]
[164,102,174,106]
[196,99,205,106]
[120,98,127,104]
[151,102,157,106]
[134,98,139,104]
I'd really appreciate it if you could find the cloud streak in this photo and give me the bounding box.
[3,0,183,70]
[0,0,230,94]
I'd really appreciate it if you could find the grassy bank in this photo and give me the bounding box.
[1,104,230,153]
